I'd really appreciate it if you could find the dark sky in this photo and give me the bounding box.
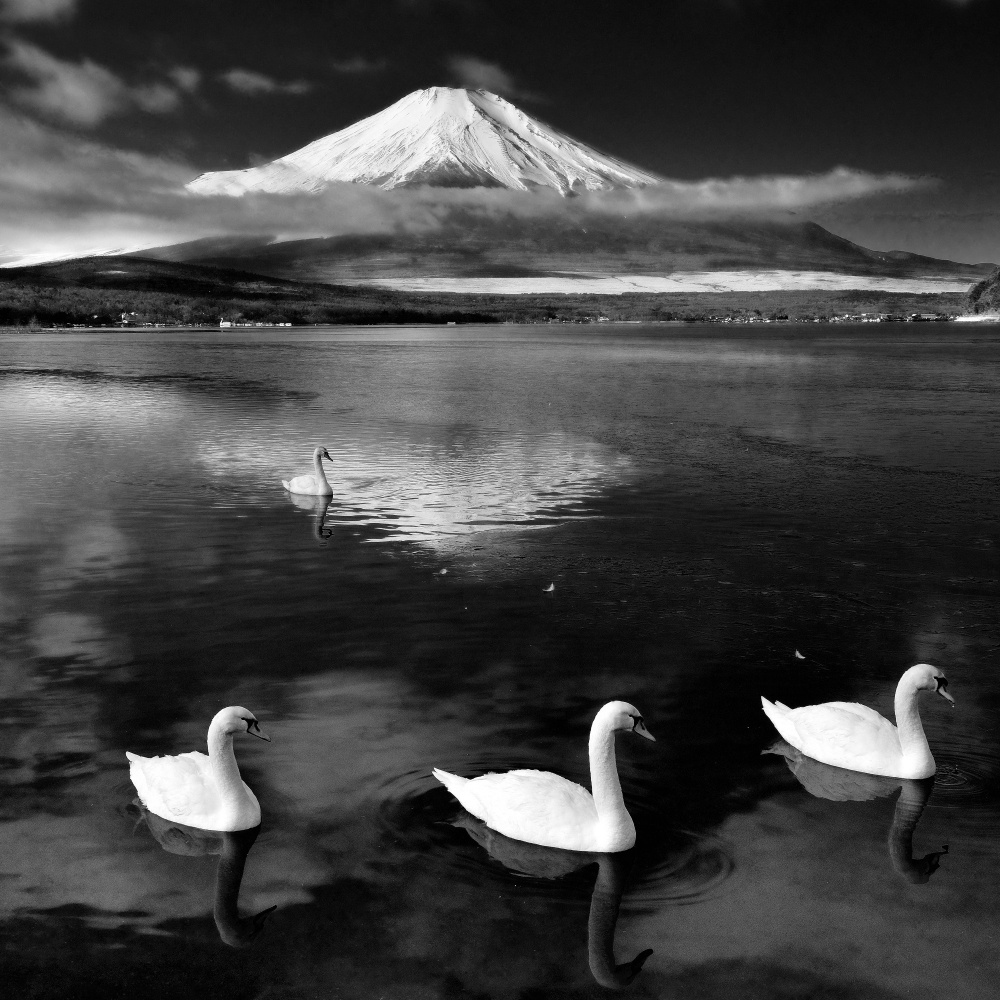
[1,0,998,263]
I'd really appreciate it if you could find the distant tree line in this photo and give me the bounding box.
[0,265,973,328]
[966,267,1000,314]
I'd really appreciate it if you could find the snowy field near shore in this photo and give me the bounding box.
[954,312,1000,322]
[347,270,971,295]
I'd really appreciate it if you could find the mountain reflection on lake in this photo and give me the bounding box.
[0,324,998,1000]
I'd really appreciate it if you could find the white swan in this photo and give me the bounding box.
[432,701,655,853]
[282,446,333,496]
[126,706,270,832]
[761,663,954,779]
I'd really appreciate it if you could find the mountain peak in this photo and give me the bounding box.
[187,87,663,197]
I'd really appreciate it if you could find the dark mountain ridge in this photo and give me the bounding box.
[140,215,994,287]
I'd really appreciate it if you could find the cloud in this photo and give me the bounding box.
[446,55,525,98]
[0,101,934,267]
[131,82,183,114]
[615,166,932,215]
[2,39,186,125]
[167,66,201,94]
[0,0,75,22]
[4,39,132,125]
[0,104,196,262]
[330,55,386,75]
[219,68,312,96]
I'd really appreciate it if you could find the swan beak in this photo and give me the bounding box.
[633,720,656,742]
[248,725,271,741]
[938,689,955,707]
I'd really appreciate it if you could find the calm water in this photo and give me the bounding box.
[1,324,998,999]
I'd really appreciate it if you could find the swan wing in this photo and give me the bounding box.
[786,701,901,772]
[461,769,600,851]
[285,475,319,494]
[128,751,219,823]
[761,697,803,747]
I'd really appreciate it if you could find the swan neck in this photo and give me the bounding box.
[214,828,260,946]
[588,857,625,987]
[215,831,254,919]
[589,719,627,824]
[894,677,933,774]
[588,854,649,987]
[889,781,931,849]
[207,723,245,799]
[313,452,330,488]
[888,779,936,882]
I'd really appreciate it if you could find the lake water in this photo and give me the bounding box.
[1,324,998,999]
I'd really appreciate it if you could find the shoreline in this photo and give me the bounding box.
[3,314,995,335]
[0,258,979,328]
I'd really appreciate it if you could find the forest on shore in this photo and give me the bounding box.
[0,255,976,329]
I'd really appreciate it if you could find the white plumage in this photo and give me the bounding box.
[126,706,270,832]
[761,663,954,779]
[282,446,333,496]
[433,700,655,853]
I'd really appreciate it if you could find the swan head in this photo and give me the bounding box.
[596,701,656,741]
[905,664,955,706]
[593,948,653,989]
[900,846,950,884]
[216,903,278,948]
[313,446,332,462]
[212,706,271,741]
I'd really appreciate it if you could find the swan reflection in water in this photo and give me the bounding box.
[286,492,333,541]
[452,811,653,989]
[133,803,277,946]
[766,740,949,883]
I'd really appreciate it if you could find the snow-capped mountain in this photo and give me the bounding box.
[186,87,663,196]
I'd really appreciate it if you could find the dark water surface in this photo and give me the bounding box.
[1,324,998,999]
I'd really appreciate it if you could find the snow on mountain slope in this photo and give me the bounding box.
[186,87,663,196]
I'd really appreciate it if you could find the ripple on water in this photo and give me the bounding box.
[366,768,733,907]
[198,431,629,546]
[932,737,1000,807]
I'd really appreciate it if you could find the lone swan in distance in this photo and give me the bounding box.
[282,446,333,496]
[433,701,655,853]
[761,663,954,779]
[126,706,270,832]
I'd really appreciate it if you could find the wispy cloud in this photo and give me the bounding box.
[167,66,201,94]
[219,68,312,96]
[2,39,187,125]
[447,55,515,94]
[0,104,194,262]
[622,167,932,214]
[330,55,386,75]
[445,55,541,101]
[0,0,76,22]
